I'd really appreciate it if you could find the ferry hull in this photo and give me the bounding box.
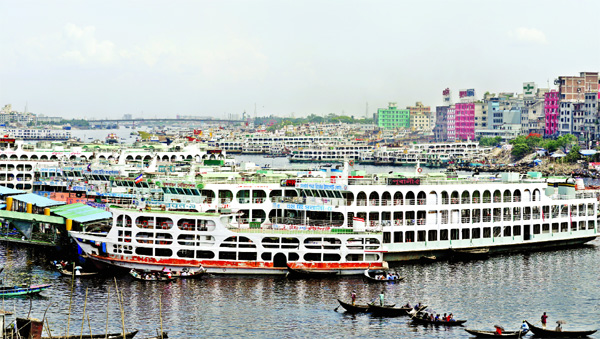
[383,235,598,262]
[82,252,381,275]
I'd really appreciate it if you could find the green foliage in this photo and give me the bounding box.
[256,114,373,129]
[564,144,580,163]
[511,143,531,159]
[479,136,502,147]
[544,140,559,153]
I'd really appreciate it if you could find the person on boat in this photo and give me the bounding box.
[351,291,357,306]
[75,268,81,276]
[495,326,503,335]
[541,312,548,329]
[521,321,529,335]
[448,313,454,321]
[442,313,447,322]
[404,302,411,308]
[414,302,421,311]
[555,323,562,332]
[387,273,394,280]
[379,291,385,306]
[434,314,440,322]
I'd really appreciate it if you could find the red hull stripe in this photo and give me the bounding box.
[91,254,384,270]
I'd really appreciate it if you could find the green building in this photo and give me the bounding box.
[377,102,410,129]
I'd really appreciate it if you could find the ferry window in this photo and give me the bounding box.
[281,238,300,249]
[135,247,152,256]
[238,252,257,261]
[503,226,511,237]
[472,228,481,239]
[532,224,539,234]
[176,188,185,195]
[588,204,594,216]
[483,227,491,238]
[197,250,215,259]
[262,238,279,249]
[304,253,321,261]
[184,189,193,195]
[238,237,256,248]
[394,232,403,243]
[552,223,559,233]
[383,232,391,244]
[323,254,341,262]
[450,229,459,240]
[192,189,200,196]
[177,234,195,246]
[589,220,596,230]
[461,229,470,239]
[334,191,343,198]
[493,227,501,237]
[288,253,299,261]
[365,254,380,262]
[428,230,437,241]
[439,230,448,241]
[261,252,272,261]
[177,249,194,258]
[561,222,568,232]
[155,248,172,257]
[325,190,335,198]
[513,225,522,236]
[405,231,415,242]
[577,221,584,231]
[417,231,426,242]
[542,223,550,233]
[219,251,236,260]
[346,254,362,262]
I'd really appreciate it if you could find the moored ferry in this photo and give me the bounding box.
[69,206,386,275]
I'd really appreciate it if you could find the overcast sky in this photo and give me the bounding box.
[1,0,599,120]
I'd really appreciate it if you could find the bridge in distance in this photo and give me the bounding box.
[87,118,245,124]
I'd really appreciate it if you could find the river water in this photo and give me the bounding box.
[1,241,599,338]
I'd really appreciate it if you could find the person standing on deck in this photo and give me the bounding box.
[379,291,385,306]
[541,312,548,329]
[351,291,357,306]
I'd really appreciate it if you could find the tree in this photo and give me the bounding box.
[511,143,531,159]
[565,144,581,163]
[479,136,502,147]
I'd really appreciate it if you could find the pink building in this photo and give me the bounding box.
[544,90,559,136]
[455,102,475,141]
[447,106,456,141]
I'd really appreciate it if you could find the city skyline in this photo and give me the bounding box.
[1,0,599,119]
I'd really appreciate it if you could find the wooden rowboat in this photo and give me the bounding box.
[58,269,99,277]
[412,317,467,326]
[363,269,403,282]
[129,271,176,282]
[464,329,524,338]
[286,265,339,278]
[41,330,138,339]
[368,304,412,317]
[336,299,370,313]
[525,321,597,338]
[0,284,51,297]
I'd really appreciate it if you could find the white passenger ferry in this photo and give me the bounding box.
[69,206,386,275]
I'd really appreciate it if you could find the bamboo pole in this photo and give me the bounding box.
[87,315,92,338]
[80,288,88,339]
[113,278,126,339]
[105,287,110,339]
[159,294,163,339]
[66,263,76,337]
[44,318,53,339]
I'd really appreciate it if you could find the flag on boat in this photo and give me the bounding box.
[135,174,143,184]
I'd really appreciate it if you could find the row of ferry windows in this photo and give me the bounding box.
[116,232,380,250]
[382,221,596,243]
[116,215,216,231]
[112,245,379,262]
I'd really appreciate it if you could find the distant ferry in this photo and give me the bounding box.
[0,128,71,141]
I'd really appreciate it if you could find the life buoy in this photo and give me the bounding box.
[417,167,423,173]
[349,160,354,166]
[374,175,379,182]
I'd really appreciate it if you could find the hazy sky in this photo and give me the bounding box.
[1,0,599,119]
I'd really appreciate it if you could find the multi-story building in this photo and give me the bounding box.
[557,72,599,102]
[433,106,448,141]
[376,102,410,130]
[407,102,431,132]
[455,102,475,141]
[447,106,456,141]
[524,99,546,136]
[473,102,486,132]
[544,90,559,137]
